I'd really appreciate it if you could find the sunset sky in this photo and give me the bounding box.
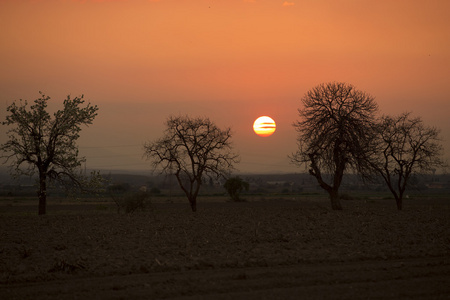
[1,0,449,174]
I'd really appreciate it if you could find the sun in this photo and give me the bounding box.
[253,116,276,137]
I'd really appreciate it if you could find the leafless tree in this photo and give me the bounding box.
[367,112,445,210]
[290,82,378,210]
[144,115,239,212]
[0,92,100,215]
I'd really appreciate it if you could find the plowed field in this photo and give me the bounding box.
[1,197,449,299]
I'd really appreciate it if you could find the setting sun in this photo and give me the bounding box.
[253,116,276,137]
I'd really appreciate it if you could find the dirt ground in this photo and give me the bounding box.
[0,197,449,299]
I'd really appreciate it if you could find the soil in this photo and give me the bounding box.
[0,197,449,299]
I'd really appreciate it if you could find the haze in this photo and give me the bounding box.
[1,0,449,174]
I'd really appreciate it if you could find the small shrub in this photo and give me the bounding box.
[224,176,249,202]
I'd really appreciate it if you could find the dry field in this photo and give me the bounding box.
[0,196,449,299]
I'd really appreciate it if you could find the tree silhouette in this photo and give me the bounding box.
[367,112,444,210]
[224,176,249,202]
[290,82,378,210]
[144,115,239,212]
[1,92,99,215]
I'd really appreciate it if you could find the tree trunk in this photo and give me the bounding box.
[189,197,197,212]
[329,190,343,210]
[38,172,47,215]
[396,197,403,210]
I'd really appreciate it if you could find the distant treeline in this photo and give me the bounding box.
[1,171,449,198]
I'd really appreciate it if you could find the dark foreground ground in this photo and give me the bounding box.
[0,197,449,299]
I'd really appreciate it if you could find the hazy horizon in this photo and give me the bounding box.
[1,0,449,174]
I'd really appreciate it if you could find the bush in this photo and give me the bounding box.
[224,176,249,202]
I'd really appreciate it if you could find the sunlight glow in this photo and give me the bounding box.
[253,116,276,137]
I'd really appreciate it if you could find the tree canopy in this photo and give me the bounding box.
[367,112,445,210]
[291,82,378,210]
[144,115,239,212]
[0,92,99,214]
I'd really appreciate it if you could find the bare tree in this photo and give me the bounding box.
[367,112,444,210]
[144,115,239,212]
[0,92,100,215]
[290,82,378,210]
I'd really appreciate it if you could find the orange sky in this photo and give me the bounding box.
[1,0,449,173]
